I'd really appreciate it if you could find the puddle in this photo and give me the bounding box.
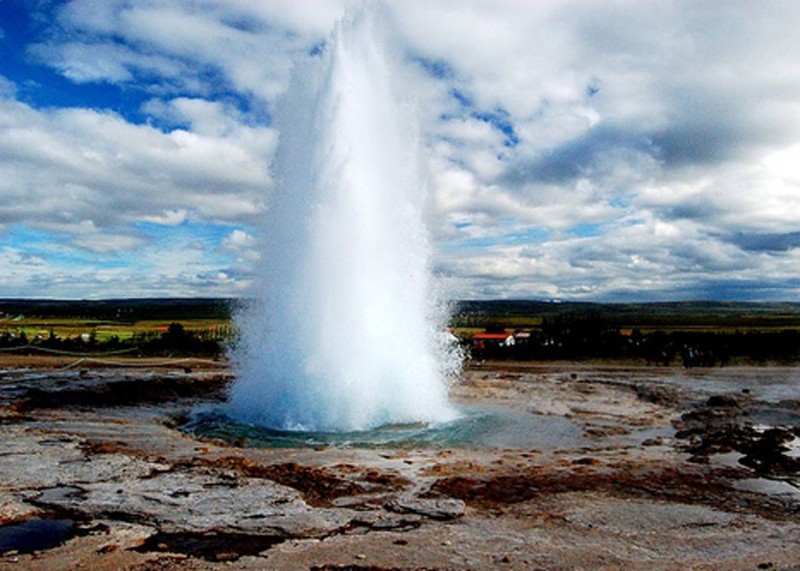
[733,478,800,499]
[0,518,75,553]
[711,451,745,469]
[786,436,800,459]
[656,368,800,403]
[134,531,285,562]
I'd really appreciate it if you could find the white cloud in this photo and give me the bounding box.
[0,95,275,229]
[142,209,188,226]
[34,0,339,103]
[4,1,800,299]
[0,76,16,98]
[223,229,255,249]
[71,231,144,253]
[222,228,259,264]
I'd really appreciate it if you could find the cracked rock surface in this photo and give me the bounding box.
[0,363,798,570]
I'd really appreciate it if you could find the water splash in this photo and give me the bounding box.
[227,6,460,432]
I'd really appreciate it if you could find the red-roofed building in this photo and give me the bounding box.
[471,332,515,348]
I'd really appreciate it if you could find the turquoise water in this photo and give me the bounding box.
[183,405,585,450]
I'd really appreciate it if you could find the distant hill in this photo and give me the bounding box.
[3,298,800,329]
[0,298,237,322]
[453,300,800,329]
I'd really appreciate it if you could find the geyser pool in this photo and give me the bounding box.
[185,406,586,450]
[227,6,460,431]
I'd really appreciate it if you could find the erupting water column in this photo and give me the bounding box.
[227,7,460,432]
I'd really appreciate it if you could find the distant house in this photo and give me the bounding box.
[471,332,515,348]
[513,331,532,344]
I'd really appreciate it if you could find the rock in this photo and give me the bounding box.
[706,395,742,408]
[635,384,680,406]
[385,496,465,521]
[642,437,664,447]
[34,469,356,537]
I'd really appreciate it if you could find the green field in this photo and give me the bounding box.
[0,317,231,343]
[3,298,800,363]
[0,299,234,354]
[450,300,800,333]
[4,298,800,337]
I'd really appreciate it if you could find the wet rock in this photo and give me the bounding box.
[350,512,422,532]
[674,393,800,481]
[34,470,356,537]
[18,375,231,410]
[385,496,465,521]
[673,393,752,457]
[583,425,630,439]
[207,458,366,507]
[560,498,738,537]
[133,530,285,562]
[705,394,742,408]
[0,426,161,491]
[634,384,681,407]
[740,427,800,477]
[185,457,412,507]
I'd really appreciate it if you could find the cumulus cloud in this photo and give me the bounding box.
[29,0,344,103]
[223,229,255,249]
[391,0,800,299]
[222,228,259,264]
[0,94,275,228]
[3,0,800,299]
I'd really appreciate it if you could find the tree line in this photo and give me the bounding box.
[467,315,800,365]
[0,322,232,357]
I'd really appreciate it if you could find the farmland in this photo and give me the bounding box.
[451,299,800,333]
[2,298,800,364]
[0,299,235,363]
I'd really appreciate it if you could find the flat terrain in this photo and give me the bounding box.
[0,361,798,570]
[0,353,226,371]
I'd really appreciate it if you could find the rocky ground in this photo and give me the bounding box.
[0,360,798,570]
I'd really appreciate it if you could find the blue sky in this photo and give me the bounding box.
[2,1,800,301]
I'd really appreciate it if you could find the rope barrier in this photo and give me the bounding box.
[0,344,140,357]
[72,356,223,368]
[1,356,225,382]
[0,345,226,377]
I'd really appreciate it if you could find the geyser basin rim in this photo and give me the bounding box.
[183,404,586,450]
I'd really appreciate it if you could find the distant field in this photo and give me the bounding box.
[451,300,800,333]
[0,317,231,343]
[4,298,800,339]
[0,298,234,347]
[2,298,800,364]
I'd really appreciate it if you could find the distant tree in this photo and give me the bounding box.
[484,323,506,334]
[162,322,192,352]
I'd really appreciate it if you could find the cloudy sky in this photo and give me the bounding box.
[2,0,800,301]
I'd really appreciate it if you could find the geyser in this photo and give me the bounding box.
[227,7,460,432]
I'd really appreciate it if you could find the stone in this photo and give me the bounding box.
[386,496,465,520]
